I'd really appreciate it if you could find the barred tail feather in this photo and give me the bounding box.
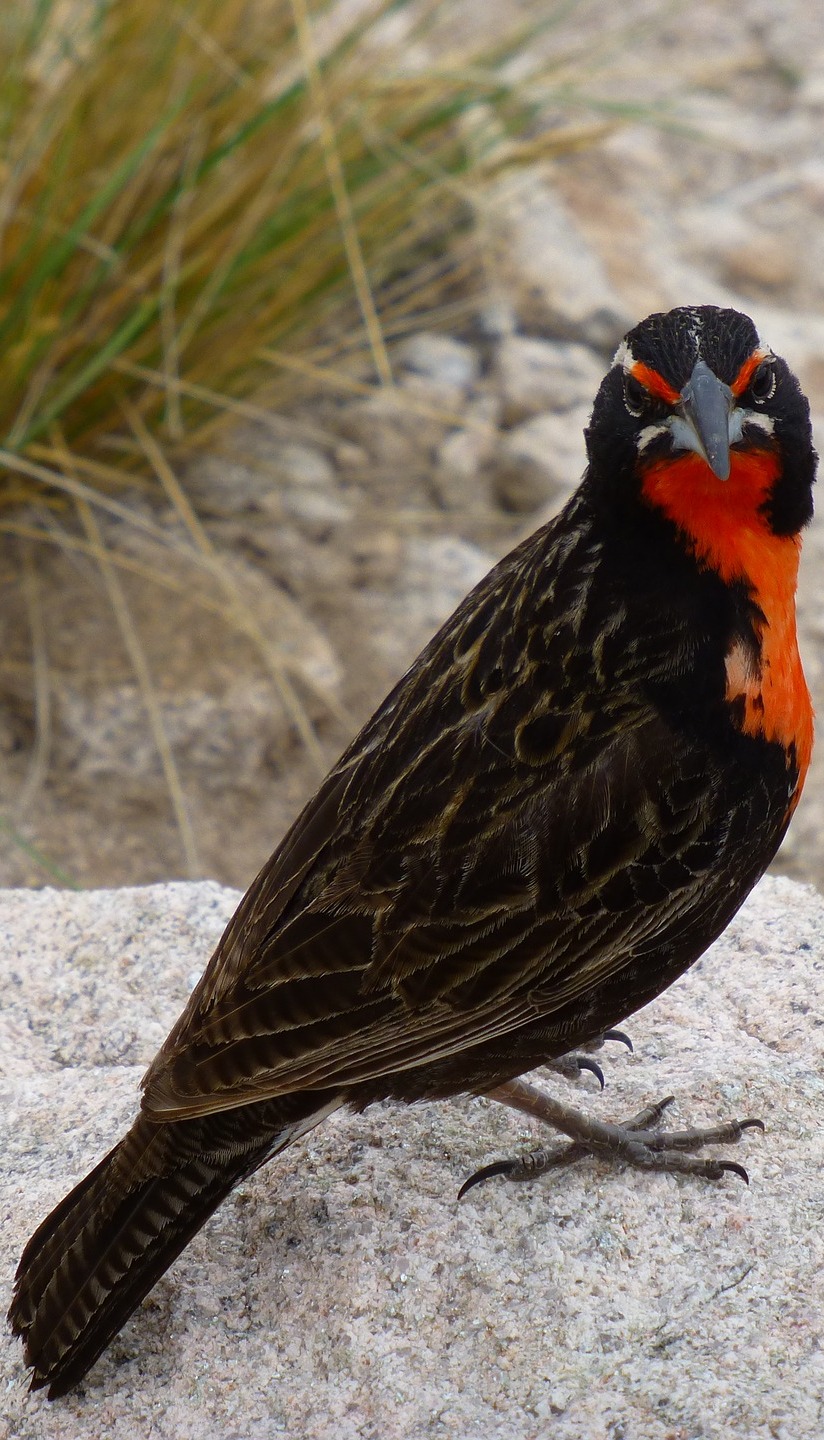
[8,1094,339,1398]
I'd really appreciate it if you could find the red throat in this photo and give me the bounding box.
[640,448,813,808]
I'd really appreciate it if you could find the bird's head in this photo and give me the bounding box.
[585,305,816,543]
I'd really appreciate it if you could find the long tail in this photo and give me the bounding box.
[8,1093,338,1398]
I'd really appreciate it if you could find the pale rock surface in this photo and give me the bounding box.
[57,679,295,795]
[1,876,824,1438]
[434,395,501,512]
[495,337,605,427]
[364,534,495,672]
[491,408,592,512]
[487,180,631,348]
[395,333,480,394]
[331,389,451,466]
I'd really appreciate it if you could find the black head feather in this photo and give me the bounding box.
[584,304,816,535]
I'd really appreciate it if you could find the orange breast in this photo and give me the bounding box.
[641,449,813,806]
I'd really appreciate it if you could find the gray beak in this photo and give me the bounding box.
[677,359,734,480]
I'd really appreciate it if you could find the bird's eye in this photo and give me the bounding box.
[623,374,648,417]
[749,359,776,404]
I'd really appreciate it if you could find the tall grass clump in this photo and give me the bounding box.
[0,0,607,878]
[0,0,578,470]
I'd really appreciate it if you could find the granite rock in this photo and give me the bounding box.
[1,875,823,1437]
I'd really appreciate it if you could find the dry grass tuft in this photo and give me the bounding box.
[0,0,611,880]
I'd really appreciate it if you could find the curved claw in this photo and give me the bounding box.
[458,1160,515,1199]
[603,1029,634,1053]
[638,1094,675,1128]
[576,1057,605,1090]
[719,1161,750,1185]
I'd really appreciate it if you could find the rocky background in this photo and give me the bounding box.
[1,0,824,894]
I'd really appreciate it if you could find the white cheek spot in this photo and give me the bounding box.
[732,408,775,441]
[636,421,670,452]
[662,406,774,464]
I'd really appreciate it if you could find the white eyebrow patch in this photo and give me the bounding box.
[612,340,636,371]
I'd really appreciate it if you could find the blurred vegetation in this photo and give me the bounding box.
[0,0,600,481]
[0,0,610,880]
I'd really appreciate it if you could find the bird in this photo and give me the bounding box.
[9,304,816,1398]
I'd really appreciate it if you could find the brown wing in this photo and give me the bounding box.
[140,499,736,1120]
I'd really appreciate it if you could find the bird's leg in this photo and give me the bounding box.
[458,1078,764,1198]
[545,1029,634,1089]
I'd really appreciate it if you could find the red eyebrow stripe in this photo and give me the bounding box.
[630,361,680,405]
[731,350,768,396]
